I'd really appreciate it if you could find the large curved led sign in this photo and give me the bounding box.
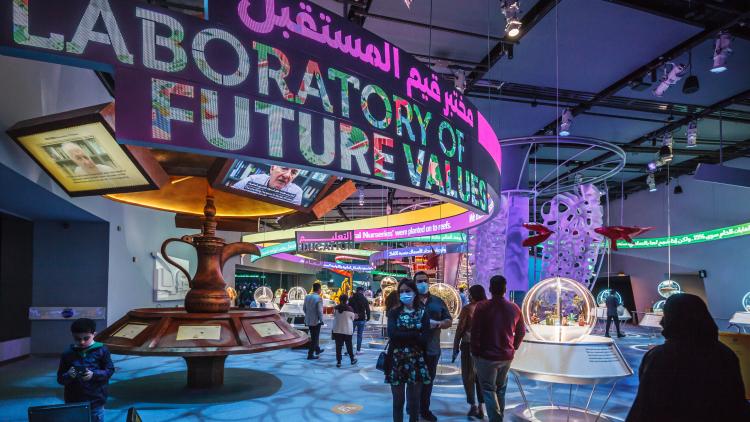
[1,0,501,214]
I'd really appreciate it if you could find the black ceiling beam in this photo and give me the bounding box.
[336,205,350,221]
[538,88,750,192]
[349,11,505,41]
[465,0,560,89]
[466,81,750,124]
[343,0,374,26]
[535,7,750,136]
[615,137,750,197]
[605,0,750,41]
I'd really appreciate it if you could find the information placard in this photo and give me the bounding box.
[176,325,222,341]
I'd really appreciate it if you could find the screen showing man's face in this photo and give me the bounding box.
[268,166,300,189]
[63,144,97,172]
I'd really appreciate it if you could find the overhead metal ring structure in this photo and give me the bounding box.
[501,136,626,197]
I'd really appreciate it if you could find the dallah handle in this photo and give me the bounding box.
[160,236,194,288]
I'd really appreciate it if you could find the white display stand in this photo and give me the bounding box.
[511,336,632,385]
[729,312,750,333]
[639,313,663,328]
[279,301,305,329]
[508,336,633,421]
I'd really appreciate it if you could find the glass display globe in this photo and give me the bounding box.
[288,286,307,302]
[380,276,398,289]
[429,283,462,319]
[657,280,681,298]
[742,292,750,312]
[653,299,666,314]
[596,289,623,307]
[522,276,597,343]
[254,286,274,304]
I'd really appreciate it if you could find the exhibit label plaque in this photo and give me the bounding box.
[176,325,222,340]
[252,321,284,337]
[639,313,663,328]
[0,0,501,215]
[112,323,149,340]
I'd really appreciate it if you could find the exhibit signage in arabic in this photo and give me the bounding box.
[0,0,502,214]
[296,230,354,252]
[616,221,750,249]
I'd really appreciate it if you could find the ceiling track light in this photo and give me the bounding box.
[674,184,683,194]
[559,108,573,136]
[711,31,733,73]
[647,173,657,192]
[686,119,698,148]
[682,50,699,94]
[357,185,365,206]
[454,69,467,93]
[653,62,687,97]
[501,1,522,38]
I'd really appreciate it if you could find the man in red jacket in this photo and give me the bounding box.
[471,275,525,422]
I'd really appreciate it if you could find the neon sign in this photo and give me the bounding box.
[1,0,502,214]
[616,221,750,249]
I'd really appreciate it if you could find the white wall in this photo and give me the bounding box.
[0,56,242,324]
[608,157,750,320]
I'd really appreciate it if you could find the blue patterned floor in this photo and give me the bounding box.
[0,325,663,421]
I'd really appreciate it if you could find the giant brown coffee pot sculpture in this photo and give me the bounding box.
[161,195,259,313]
[95,195,308,389]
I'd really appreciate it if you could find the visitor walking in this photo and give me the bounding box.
[332,294,358,368]
[349,286,371,353]
[459,286,470,307]
[605,292,625,338]
[303,282,325,360]
[385,278,431,422]
[471,275,525,422]
[626,293,750,421]
[414,271,452,422]
[453,285,487,419]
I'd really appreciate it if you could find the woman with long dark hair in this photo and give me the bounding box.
[453,284,488,419]
[385,278,431,422]
[626,293,750,421]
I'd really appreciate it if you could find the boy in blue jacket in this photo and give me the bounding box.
[57,318,115,422]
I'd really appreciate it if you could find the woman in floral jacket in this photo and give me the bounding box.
[385,278,431,422]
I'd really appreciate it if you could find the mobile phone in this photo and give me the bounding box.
[74,365,88,375]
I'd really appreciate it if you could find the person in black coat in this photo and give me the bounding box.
[605,292,625,337]
[626,293,750,421]
[349,286,372,353]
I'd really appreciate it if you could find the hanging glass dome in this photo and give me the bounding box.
[253,286,274,304]
[429,283,462,319]
[288,286,307,303]
[653,299,666,314]
[742,291,750,312]
[522,276,597,343]
[596,289,623,306]
[657,280,681,298]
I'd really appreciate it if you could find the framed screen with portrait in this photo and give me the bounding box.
[211,158,335,211]
[6,103,166,197]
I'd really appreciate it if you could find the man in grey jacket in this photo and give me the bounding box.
[303,282,325,359]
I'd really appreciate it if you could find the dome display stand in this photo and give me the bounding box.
[509,277,633,421]
[95,196,308,388]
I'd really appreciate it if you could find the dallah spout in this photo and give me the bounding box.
[221,242,261,268]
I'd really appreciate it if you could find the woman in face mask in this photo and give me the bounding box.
[384,278,431,422]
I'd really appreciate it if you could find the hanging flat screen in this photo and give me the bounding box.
[6,103,167,197]
[211,159,335,211]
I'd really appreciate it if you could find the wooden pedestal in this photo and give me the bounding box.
[184,355,227,388]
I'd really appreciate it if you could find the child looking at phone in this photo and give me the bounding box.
[56,318,115,422]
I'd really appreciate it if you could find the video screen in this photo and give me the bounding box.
[13,123,151,195]
[220,160,331,209]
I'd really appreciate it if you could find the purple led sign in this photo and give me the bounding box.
[369,243,467,266]
[273,253,374,272]
[354,205,492,242]
[0,0,501,215]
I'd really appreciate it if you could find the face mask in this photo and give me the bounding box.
[416,282,429,295]
[400,293,415,305]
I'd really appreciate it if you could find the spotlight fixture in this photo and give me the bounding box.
[501,1,522,38]
[647,161,658,173]
[674,184,683,194]
[559,108,573,136]
[682,50,699,94]
[454,69,467,93]
[711,31,733,73]
[686,119,698,148]
[575,173,583,186]
[662,131,673,148]
[653,63,687,97]
[647,173,657,192]
[658,145,673,165]
[358,185,365,206]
